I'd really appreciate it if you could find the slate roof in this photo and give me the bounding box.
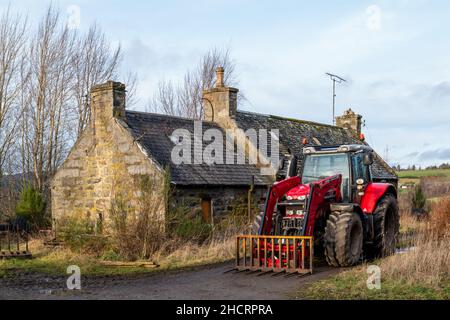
[124,111,273,186]
[123,110,397,186]
[235,111,397,181]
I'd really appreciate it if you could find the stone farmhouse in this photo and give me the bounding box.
[51,68,397,228]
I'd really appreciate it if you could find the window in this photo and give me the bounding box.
[352,153,369,182]
[302,154,350,201]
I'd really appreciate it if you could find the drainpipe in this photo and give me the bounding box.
[248,176,255,224]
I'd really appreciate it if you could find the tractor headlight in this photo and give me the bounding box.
[287,210,294,216]
[287,196,293,200]
[297,195,306,201]
[297,213,305,219]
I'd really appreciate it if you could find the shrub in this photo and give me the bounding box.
[173,213,213,242]
[15,185,47,229]
[165,200,212,243]
[108,174,168,261]
[411,184,427,218]
[57,216,109,255]
[214,195,255,238]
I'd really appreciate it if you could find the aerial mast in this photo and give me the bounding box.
[325,73,347,125]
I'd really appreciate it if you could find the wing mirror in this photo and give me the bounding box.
[363,153,374,166]
[287,155,299,178]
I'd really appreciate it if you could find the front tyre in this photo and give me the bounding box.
[325,211,363,267]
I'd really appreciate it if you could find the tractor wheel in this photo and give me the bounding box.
[369,194,400,258]
[324,211,363,267]
[252,212,264,235]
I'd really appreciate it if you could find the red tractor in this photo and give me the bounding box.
[236,145,399,273]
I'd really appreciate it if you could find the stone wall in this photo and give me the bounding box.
[51,82,166,228]
[172,185,267,223]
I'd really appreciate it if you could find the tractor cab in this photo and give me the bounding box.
[279,145,376,237]
[299,145,374,203]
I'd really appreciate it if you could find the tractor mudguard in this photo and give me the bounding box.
[360,183,397,214]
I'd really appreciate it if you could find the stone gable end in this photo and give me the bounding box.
[51,82,166,230]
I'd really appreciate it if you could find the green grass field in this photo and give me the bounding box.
[397,169,450,179]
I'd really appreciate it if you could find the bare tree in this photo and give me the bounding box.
[11,6,127,193]
[71,24,121,136]
[0,6,28,181]
[150,47,242,119]
[0,4,138,218]
[20,7,78,191]
[149,79,180,115]
[122,70,139,109]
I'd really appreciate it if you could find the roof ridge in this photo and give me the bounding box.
[237,110,344,129]
[125,110,199,123]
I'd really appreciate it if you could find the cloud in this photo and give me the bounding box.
[429,81,450,100]
[418,148,450,161]
[406,152,419,158]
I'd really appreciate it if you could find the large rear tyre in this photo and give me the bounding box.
[325,211,363,267]
[369,194,400,258]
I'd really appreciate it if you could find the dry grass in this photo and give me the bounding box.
[153,237,236,269]
[378,198,449,289]
[0,239,102,276]
[0,236,237,276]
[0,212,250,276]
[427,198,450,238]
[152,220,248,269]
[380,240,449,288]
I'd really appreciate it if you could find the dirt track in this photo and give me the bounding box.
[0,262,341,300]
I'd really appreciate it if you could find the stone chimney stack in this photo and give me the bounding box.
[336,108,362,136]
[203,67,239,124]
[216,67,225,87]
[91,81,126,122]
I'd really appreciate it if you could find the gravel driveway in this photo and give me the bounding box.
[0,262,340,300]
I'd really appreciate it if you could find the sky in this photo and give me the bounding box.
[2,0,450,168]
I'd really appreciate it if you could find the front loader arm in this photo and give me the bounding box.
[303,174,342,237]
[260,176,301,235]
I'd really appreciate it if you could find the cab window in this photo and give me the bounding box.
[351,153,369,183]
[302,154,350,201]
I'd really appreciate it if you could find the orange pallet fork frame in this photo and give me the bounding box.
[236,235,314,275]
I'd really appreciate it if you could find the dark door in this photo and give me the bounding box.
[201,198,212,224]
